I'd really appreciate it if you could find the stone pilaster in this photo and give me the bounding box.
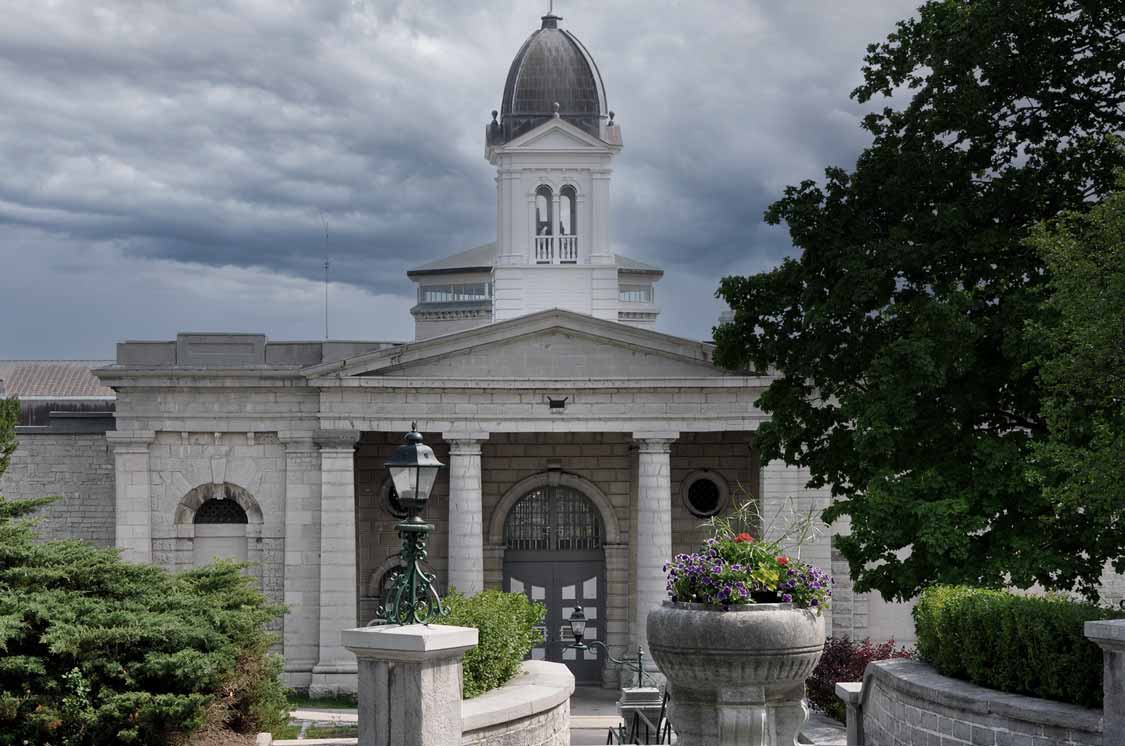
[632,434,676,659]
[106,430,156,564]
[446,436,487,596]
[279,433,321,690]
[311,429,361,695]
[1086,619,1125,746]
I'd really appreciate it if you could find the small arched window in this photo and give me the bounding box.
[535,185,553,236]
[559,185,577,236]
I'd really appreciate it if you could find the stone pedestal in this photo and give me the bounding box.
[342,624,479,746]
[1085,619,1125,746]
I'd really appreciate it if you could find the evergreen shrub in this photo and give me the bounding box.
[913,585,1124,708]
[806,637,912,722]
[443,589,545,698]
[0,495,289,745]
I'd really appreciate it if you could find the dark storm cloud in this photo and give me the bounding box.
[0,0,920,354]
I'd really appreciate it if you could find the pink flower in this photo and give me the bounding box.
[735,533,754,544]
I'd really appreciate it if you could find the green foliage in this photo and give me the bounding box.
[1023,181,1125,597]
[714,0,1125,601]
[443,590,545,699]
[0,397,17,478]
[913,586,1123,708]
[0,495,289,743]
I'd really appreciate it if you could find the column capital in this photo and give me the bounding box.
[445,434,489,454]
[314,429,361,450]
[632,434,678,452]
[278,430,318,451]
[105,430,156,451]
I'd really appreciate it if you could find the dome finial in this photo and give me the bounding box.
[541,0,561,29]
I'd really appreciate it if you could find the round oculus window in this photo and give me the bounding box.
[681,472,728,518]
[382,478,409,519]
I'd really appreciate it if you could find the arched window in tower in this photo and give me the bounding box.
[558,185,578,263]
[534,185,554,263]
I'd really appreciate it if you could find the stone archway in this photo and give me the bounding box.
[172,482,264,575]
[488,471,621,545]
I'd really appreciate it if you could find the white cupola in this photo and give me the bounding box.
[483,12,625,322]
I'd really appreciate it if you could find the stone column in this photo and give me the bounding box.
[446,436,487,596]
[632,434,676,658]
[1086,619,1125,746]
[343,624,478,746]
[279,433,321,691]
[311,429,361,696]
[106,430,156,564]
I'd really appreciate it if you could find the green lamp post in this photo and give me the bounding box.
[377,423,446,625]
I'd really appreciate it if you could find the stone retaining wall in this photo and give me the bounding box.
[461,660,574,746]
[853,659,1102,746]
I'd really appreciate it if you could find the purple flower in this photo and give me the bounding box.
[782,593,793,603]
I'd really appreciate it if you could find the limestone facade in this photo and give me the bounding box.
[1,311,842,693]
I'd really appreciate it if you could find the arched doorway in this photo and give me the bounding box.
[502,482,606,684]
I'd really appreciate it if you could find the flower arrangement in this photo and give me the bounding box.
[663,497,832,612]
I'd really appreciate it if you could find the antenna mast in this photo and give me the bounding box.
[322,214,329,340]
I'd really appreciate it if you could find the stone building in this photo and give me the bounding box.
[1,11,910,694]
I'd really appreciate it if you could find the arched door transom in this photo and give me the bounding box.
[504,484,603,552]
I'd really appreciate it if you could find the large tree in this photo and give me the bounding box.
[1024,180,1125,597]
[714,0,1125,601]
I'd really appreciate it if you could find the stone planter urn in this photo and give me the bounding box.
[647,600,825,746]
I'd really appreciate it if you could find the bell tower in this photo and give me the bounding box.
[484,12,625,322]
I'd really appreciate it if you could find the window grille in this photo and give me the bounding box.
[194,498,248,524]
[505,485,603,551]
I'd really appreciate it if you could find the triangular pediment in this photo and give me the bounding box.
[304,309,725,381]
[501,118,610,152]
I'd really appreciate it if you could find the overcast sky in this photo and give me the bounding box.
[0,0,920,359]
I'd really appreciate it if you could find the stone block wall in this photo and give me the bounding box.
[0,433,115,546]
[147,431,286,610]
[669,431,757,558]
[859,659,1102,746]
[461,699,569,746]
[460,660,574,746]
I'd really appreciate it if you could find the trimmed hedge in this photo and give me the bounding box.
[913,585,1124,709]
[443,589,545,698]
[807,637,912,722]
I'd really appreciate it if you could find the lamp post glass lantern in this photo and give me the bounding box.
[377,423,445,625]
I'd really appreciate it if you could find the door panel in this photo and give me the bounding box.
[505,558,605,684]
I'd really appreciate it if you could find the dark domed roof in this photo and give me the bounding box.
[492,14,608,144]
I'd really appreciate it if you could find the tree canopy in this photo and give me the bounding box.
[714,0,1125,601]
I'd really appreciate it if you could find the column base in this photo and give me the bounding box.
[310,663,359,697]
[282,666,314,692]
